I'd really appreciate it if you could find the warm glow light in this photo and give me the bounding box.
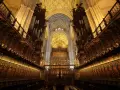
[0,55,39,71]
[79,55,120,71]
[51,31,68,48]
[41,0,80,19]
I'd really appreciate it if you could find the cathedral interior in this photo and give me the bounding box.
[0,0,120,90]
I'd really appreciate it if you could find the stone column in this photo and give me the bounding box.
[85,8,97,33]
[45,21,51,70]
[94,5,104,23]
[15,0,38,38]
[83,0,104,37]
[20,6,30,27]
[68,22,75,69]
[83,0,97,37]
[23,9,34,37]
[16,4,26,24]
[15,4,34,38]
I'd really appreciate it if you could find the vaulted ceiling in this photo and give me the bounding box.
[4,0,115,19]
[51,31,68,48]
[49,14,70,31]
[40,0,80,20]
[49,14,70,49]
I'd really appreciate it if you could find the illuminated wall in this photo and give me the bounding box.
[4,0,22,15]
[82,0,116,37]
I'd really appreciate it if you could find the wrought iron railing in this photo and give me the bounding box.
[92,0,120,38]
[77,0,120,68]
[0,1,32,41]
[0,1,42,67]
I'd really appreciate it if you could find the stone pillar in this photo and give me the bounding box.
[94,5,104,23]
[20,6,30,27]
[23,9,34,33]
[68,22,75,69]
[83,0,104,37]
[16,4,26,24]
[45,21,51,70]
[85,8,96,33]
[15,4,34,38]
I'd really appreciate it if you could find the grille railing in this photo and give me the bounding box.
[92,0,120,38]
